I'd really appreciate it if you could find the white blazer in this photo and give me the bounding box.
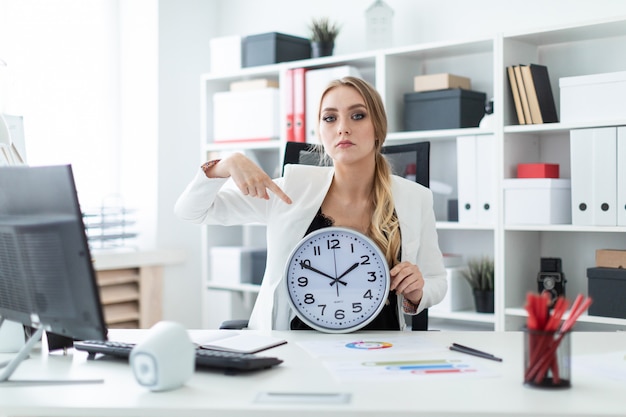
[174,164,447,331]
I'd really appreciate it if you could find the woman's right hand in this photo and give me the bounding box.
[207,153,292,204]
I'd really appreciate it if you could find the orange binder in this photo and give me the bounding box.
[284,69,295,142]
[293,68,307,142]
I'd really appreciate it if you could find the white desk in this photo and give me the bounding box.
[1,330,625,417]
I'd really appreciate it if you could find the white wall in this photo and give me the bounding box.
[0,0,217,328]
[0,0,120,206]
[157,0,217,327]
[215,0,626,56]
[118,0,159,250]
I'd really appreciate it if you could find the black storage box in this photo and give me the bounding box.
[587,267,626,319]
[242,32,311,67]
[404,89,486,131]
[447,199,459,221]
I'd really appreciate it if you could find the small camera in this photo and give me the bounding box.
[537,258,566,307]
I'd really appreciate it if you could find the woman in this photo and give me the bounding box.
[175,76,447,331]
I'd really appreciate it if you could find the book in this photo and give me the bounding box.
[520,64,543,124]
[528,63,559,123]
[513,65,532,124]
[196,332,287,354]
[506,66,525,125]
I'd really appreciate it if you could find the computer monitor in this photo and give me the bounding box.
[0,164,107,382]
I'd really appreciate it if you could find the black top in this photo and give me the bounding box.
[290,209,400,331]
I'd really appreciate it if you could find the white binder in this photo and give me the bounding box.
[570,129,593,225]
[476,134,496,225]
[457,136,478,224]
[570,128,617,226]
[304,66,361,143]
[457,135,496,225]
[618,127,626,226]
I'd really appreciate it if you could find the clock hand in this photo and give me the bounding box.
[299,261,339,281]
[329,262,359,290]
[299,261,349,286]
[330,248,342,297]
[337,262,359,280]
[329,277,348,287]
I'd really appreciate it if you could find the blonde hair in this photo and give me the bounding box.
[317,76,401,267]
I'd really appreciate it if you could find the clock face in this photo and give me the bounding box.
[284,227,390,333]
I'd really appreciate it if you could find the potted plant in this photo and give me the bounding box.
[461,256,495,313]
[309,17,341,58]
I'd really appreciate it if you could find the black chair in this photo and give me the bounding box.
[221,140,431,331]
[383,143,431,331]
[281,141,431,330]
[282,141,429,188]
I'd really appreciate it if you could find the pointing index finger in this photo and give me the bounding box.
[267,182,292,204]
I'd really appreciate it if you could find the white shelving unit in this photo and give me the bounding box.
[499,17,626,332]
[200,16,626,331]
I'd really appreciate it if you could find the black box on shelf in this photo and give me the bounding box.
[587,267,626,319]
[242,32,311,67]
[250,249,267,285]
[403,89,486,131]
[447,199,459,222]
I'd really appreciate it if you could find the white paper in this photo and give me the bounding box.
[194,331,287,354]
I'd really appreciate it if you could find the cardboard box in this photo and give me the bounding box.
[213,88,280,142]
[560,71,626,123]
[229,78,279,92]
[403,89,486,131]
[242,32,311,68]
[413,73,471,92]
[503,178,571,224]
[210,36,241,73]
[596,249,626,268]
[517,163,559,179]
[587,267,626,319]
[429,267,474,313]
[210,247,267,285]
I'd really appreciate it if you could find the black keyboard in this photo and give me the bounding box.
[73,340,283,373]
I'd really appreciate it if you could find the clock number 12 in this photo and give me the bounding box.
[327,239,340,250]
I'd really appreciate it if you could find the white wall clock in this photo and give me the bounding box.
[284,227,390,333]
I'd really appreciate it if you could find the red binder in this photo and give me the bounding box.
[293,68,307,142]
[284,69,295,142]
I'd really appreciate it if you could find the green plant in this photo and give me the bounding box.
[461,256,494,291]
[309,17,341,43]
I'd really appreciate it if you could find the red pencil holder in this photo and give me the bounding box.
[523,328,571,388]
